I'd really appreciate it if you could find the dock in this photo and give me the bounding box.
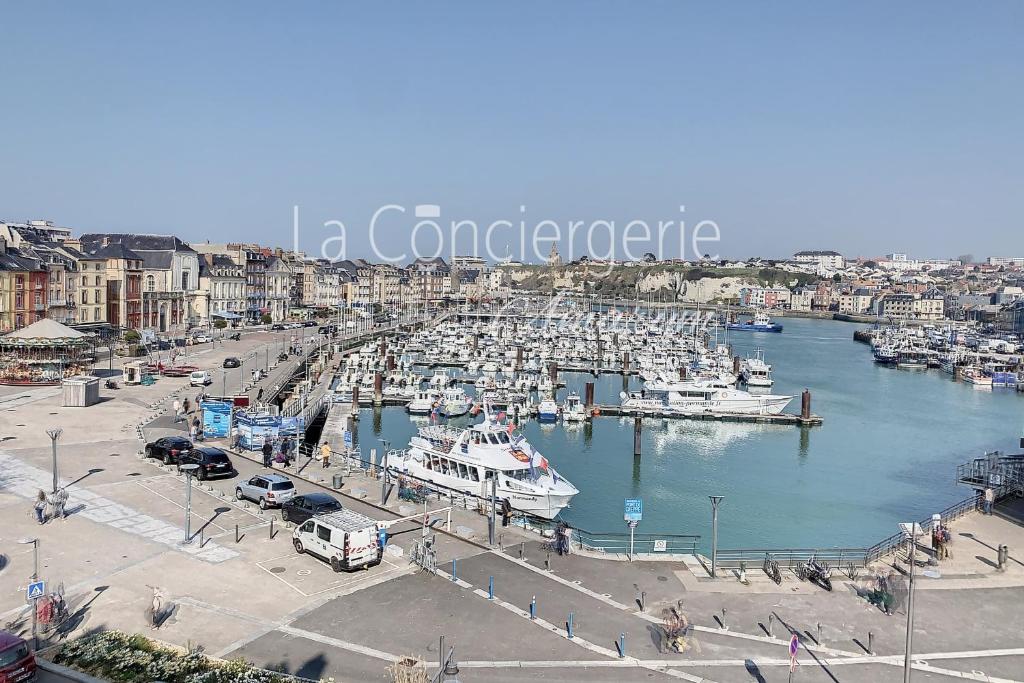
[592,404,823,426]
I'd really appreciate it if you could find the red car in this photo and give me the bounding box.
[0,631,35,683]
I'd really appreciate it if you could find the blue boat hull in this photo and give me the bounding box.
[726,324,783,333]
[537,412,559,422]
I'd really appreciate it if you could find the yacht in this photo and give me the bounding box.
[561,391,587,422]
[440,387,472,417]
[727,310,783,333]
[621,384,793,416]
[873,345,898,365]
[537,398,559,422]
[408,389,440,415]
[740,350,774,387]
[391,406,579,519]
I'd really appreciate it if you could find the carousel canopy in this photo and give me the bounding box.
[1,319,94,347]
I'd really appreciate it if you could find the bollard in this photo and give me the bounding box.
[633,414,642,457]
[567,612,575,639]
[199,527,204,548]
[270,519,275,539]
[640,591,646,613]
[452,558,458,582]
[520,542,526,561]
[816,622,822,644]
[488,576,494,600]
[618,632,625,658]
[530,596,536,620]
[868,630,874,655]
[545,552,551,571]
[801,389,812,420]
[235,524,239,543]
[721,608,728,631]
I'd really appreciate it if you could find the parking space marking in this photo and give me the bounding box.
[135,480,231,533]
[256,553,404,597]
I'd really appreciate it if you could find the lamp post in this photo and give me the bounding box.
[180,464,199,543]
[19,538,39,649]
[46,429,63,495]
[902,522,918,683]
[709,495,723,578]
[379,439,390,505]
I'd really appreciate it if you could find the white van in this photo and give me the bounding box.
[292,509,382,572]
[189,370,212,386]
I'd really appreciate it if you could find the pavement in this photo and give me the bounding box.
[1,328,1023,682]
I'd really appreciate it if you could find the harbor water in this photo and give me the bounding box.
[353,317,1023,551]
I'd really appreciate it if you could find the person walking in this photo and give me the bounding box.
[189,419,198,443]
[320,441,331,468]
[172,398,182,423]
[182,397,191,416]
[34,490,47,525]
[256,387,264,403]
[262,439,273,468]
[983,487,995,515]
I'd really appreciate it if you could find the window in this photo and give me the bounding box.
[146,275,155,292]
[316,524,332,542]
[469,466,479,482]
[301,520,315,533]
[81,290,88,304]
[457,463,469,480]
[95,276,101,286]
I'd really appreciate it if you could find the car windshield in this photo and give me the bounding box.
[316,501,342,512]
[205,452,229,463]
[270,481,294,491]
[0,642,29,667]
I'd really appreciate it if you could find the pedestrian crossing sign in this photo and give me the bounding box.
[26,581,45,600]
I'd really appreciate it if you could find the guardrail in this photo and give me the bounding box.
[865,492,981,563]
[576,531,700,556]
[714,547,868,570]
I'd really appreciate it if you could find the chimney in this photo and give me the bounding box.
[0,235,6,254]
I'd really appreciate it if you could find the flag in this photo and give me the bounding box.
[506,421,515,435]
[470,403,481,416]
[497,411,506,421]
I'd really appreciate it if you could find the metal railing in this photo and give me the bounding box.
[575,531,700,556]
[714,547,868,570]
[865,492,981,563]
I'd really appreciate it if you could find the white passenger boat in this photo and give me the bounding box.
[440,387,472,417]
[621,384,792,416]
[740,350,774,387]
[561,391,587,422]
[391,405,579,519]
[407,389,440,415]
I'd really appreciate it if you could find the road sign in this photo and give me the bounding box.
[26,581,45,600]
[653,539,667,552]
[343,430,353,447]
[624,498,642,522]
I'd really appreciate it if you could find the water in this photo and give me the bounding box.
[352,317,1023,551]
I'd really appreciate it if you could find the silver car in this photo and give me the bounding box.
[235,473,296,509]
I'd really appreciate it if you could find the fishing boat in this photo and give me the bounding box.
[390,404,579,519]
[407,389,440,415]
[561,391,588,422]
[537,398,559,422]
[873,345,898,365]
[961,366,993,387]
[896,350,928,370]
[740,350,774,387]
[727,310,783,333]
[440,387,473,417]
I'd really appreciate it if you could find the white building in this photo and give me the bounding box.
[793,250,845,270]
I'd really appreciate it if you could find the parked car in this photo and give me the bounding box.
[189,370,212,386]
[192,333,212,344]
[318,325,337,335]
[223,357,241,368]
[235,473,296,509]
[281,492,344,524]
[271,323,285,331]
[303,320,318,327]
[177,447,233,480]
[0,630,35,683]
[292,509,382,572]
[145,436,193,465]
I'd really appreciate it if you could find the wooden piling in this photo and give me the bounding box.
[351,385,360,412]
[374,372,383,405]
[633,413,642,456]
[584,382,595,409]
[733,356,741,375]
[801,389,811,420]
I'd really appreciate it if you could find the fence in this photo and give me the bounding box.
[714,547,869,570]
[575,531,700,556]
[865,492,981,563]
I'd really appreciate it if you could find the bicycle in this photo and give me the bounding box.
[763,553,782,585]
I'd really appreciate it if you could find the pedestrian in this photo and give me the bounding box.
[172,398,182,423]
[182,397,191,416]
[189,420,197,442]
[262,439,273,468]
[47,487,69,520]
[984,487,994,515]
[34,490,47,525]
[932,527,944,561]
[257,387,264,402]
[282,437,293,466]
[320,441,331,468]
[196,390,205,406]
[941,525,952,559]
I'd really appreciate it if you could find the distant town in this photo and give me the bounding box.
[1,219,1023,337]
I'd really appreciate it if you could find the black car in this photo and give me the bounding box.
[318,324,337,335]
[177,447,234,480]
[271,323,285,331]
[145,436,193,465]
[223,356,241,368]
[303,320,317,327]
[281,492,344,524]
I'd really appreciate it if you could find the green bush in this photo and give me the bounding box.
[122,330,141,343]
[213,319,227,329]
[260,313,273,325]
[53,631,289,683]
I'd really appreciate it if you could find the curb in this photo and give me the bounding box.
[37,659,109,683]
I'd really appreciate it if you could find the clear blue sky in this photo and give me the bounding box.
[1,2,1021,262]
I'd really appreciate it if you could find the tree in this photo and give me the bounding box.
[122,329,141,343]
[260,313,272,325]
[213,319,227,329]
[956,254,974,266]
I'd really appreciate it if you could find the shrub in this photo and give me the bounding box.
[122,330,141,343]
[213,319,227,329]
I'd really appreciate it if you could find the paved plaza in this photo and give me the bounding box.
[1,332,1023,682]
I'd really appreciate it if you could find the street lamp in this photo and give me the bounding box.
[19,538,39,649]
[709,495,723,578]
[180,464,200,544]
[45,429,62,494]
[900,521,922,683]
[379,439,390,505]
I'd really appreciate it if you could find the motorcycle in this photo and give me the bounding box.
[797,555,833,591]
[228,333,241,341]
[278,352,289,362]
[104,379,119,389]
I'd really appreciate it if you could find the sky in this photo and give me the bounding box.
[1,2,1021,264]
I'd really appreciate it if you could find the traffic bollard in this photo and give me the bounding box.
[452,558,457,582]
[520,542,526,560]
[868,630,874,655]
[721,608,728,631]
[816,622,822,644]
[567,612,574,639]
[270,519,275,539]
[618,632,625,658]
[235,524,239,543]
[545,552,551,571]
[768,614,774,637]
[640,591,646,613]
[530,596,536,620]
[488,576,494,600]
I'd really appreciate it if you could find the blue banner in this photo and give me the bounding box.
[235,412,280,450]
[200,401,233,439]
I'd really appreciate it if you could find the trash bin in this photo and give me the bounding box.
[333,473,343,489]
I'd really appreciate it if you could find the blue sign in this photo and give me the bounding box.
[201,401,233,439]
[27,581,45,600]
[624,498,643,522]
[343,430,353,447]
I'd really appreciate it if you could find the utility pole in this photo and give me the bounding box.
[709,495,723,578]
[181,464,199,543]
[46,428,62,494]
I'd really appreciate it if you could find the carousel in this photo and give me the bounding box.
[0,319,97,385]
